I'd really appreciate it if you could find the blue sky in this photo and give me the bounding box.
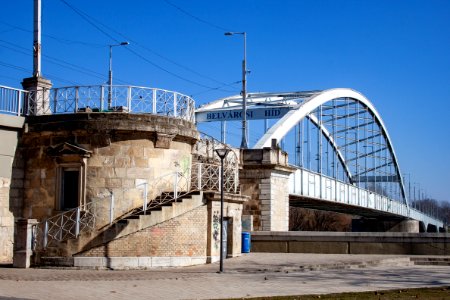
[0,0,449,201]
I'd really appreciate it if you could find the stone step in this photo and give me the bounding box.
[39,256,74,267]
[410,257,450,266]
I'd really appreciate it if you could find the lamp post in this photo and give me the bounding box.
[215,147,230,273]
[108,41,129,108]
[224,31,248,149]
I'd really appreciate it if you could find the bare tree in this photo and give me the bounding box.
[289,207,351,231]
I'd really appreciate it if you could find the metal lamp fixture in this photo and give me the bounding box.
[108,41,130,108]
[215,147,230,272]
[224,31,248,149]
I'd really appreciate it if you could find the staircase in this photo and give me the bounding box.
[38,191,205,266]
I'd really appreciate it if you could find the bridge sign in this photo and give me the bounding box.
[195,106,293,123]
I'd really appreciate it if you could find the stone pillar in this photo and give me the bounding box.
[240,146,295,231]
[205,192,247,263]
[21,76,52,115]
[13,218,38,268]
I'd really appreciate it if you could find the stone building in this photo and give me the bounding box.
[0,85,253,269]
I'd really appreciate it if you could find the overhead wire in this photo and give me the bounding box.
[0,60,77,85]
[0,20,104,48]
[0,39,129,84]
[161,0,232,32]
[57,0,238,93]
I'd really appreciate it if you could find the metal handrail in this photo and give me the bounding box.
[32,151,239,250]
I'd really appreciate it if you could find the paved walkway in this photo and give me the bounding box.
[1,253,450,299]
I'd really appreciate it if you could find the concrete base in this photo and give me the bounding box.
[74,256,207,269]
[12,250,34,268]
[13,219,37,268]
[251,231,450,255]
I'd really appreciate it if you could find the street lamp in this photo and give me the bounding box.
[224,32,248,149]
[108,41,129,108]
[215,147,230,273]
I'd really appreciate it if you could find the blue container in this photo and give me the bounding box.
[241,231,251,253]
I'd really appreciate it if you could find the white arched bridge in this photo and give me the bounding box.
[196,88,444,232]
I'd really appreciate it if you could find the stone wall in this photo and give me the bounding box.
[205,192,246,261]
[252,231,450,255]
[0,177,13,263]
[72,192,247,269]
[19,113,198,223]
[0,115,24,263]
[240,147,294,231]
[77,206,208,258]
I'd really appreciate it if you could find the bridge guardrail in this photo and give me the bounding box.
[289,167,443,228]
[0,85,27,116]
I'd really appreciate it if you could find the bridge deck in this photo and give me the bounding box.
[290,195,404,220]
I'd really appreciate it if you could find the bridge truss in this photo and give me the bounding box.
[197,88,407,206]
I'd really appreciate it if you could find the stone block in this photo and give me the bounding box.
[252,241,288,253]
[289,241,349,254]
[349,242,411,255]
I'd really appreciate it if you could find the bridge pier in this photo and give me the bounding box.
[240,144,295,231]
[351,219,420,233]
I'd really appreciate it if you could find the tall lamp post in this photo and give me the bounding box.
[215,148,230,273]
[224,32,248,149]
[108,41,129,108]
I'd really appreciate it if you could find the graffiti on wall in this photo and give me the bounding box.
[212,210,220,250]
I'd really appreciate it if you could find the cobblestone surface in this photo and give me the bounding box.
[0,253,449,299]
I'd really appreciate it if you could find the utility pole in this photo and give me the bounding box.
[22,0,52,115]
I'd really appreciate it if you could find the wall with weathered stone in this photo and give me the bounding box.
[205,193,245,261]
[19,113,198,223]
[240,148,294,231]
[78,205,208,258]
[0,114,24,263]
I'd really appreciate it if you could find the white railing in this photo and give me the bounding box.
[1,84,196,121]
[0,85,27,116]
[289,167,444,228]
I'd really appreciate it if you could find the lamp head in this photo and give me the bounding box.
[215,148,231,159]
[120,41,130,45]
[224,32,233,36]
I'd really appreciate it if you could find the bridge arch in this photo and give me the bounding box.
[253,88,407,205]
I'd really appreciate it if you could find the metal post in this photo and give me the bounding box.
[219,157,224,272]
[109,191,114,224]
[127,86,132,112]
[43,220,48,248]
[173,92,178,117]
[152,89,157,114]
[221,121,227,143]
[107,42,129,109]
[198,163,202,190]
[241,32,248,149]
[224,32,248,149]
[33,0,42,77]
[108,45,113,109]
[174,172,179,199]
[214,148,230,273]
[143,183,148,215]
[75,207,80,237]
[59,215,63,241]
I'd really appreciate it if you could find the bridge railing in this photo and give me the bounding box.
[0,85,195,122]
[0,85,27,116]
[47,85,195,121]
[289,167,443,227]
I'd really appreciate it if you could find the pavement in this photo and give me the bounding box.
[0,253,450,299]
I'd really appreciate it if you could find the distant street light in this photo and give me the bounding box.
[224,32,248,149]
[108,41,129,108]
[215,147,230,273]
